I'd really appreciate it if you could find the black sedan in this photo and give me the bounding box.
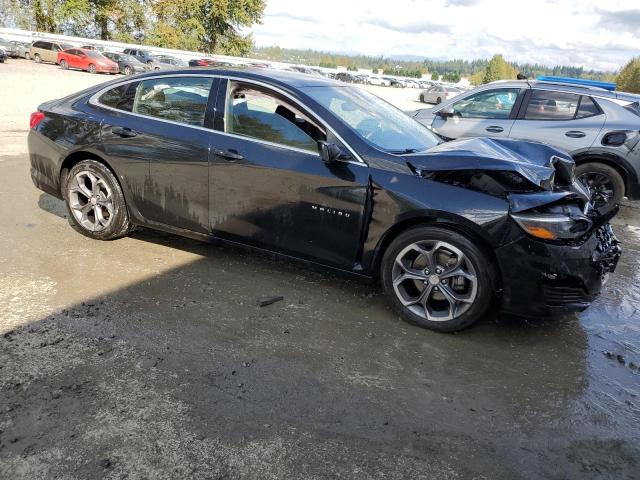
[102,52,147,75]
[27,69,621,332]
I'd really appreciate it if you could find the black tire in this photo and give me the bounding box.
[25,52,30,60]
[436,97,442,104]
[381,226,495,332]
[575,162,625,213]
[60,59,68,70]
[34,53,41,63]
[88,63,97,74]
[124,65,132,75]
[419,94,425,103]
[63,160,132,240]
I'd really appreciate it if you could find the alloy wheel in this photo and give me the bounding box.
[88,64,96,74]
[578,172,615,210]
[392,240,478,321]
[124,65,132,75]
[68,171,114,232]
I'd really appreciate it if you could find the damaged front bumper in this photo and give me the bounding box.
[496,223,621,317]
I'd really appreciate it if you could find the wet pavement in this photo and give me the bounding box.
[1,148,639,479]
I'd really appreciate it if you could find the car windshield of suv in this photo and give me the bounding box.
[302,86,440,153]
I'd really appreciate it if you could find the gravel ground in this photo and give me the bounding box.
[1,58,639,479]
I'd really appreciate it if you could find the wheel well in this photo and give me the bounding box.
[59,151,117,194]
[573,154,633,194]
[372,218,502,290]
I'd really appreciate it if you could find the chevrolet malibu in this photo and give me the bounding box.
[28,69,621,332]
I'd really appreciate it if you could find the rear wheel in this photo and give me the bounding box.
[419,94,425,103]
[124,65,132,75]
[381,226,494,332]
[88,63,97,74]
[64,160,132,240]
[60,59,68,70]
[436,97,442,104]
[576,162,625,213]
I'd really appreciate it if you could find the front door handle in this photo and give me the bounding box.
[485,125,504,133]
[565,130,586,138]
[111,126,137,138]
[214,149,244,161]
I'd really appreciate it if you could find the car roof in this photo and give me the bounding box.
[485,79,637,101]
[131,67,344,88]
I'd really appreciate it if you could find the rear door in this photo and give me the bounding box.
[96,75,219,233]
[509,89,606,154]
[431,87,524,139]
[208,79,370,268]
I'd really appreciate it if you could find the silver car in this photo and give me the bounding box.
[419,85,462,104]
[412,79,640,211]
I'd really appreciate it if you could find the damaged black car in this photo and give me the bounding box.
[28,69,622,331]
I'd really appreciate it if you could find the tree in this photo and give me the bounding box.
[430,71,439,81]
[616,58,640,94]
[442,71,460,83]
[483,54,517,83]
[469,69,485,86]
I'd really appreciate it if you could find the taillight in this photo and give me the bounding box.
[30,111,45,129]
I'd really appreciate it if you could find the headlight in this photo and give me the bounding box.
[510,212,592,241]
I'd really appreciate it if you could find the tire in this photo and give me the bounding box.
[25,52,30,60]
[88,63,97,74]
[436,97,442,104]
[34,53,41,63]
[147,60,154,66]
[419,94,425,103]
[381,226,495,332]
[63,160,132,240]
[154,66,160,71]
[575,162,625,213]
[124,65,132,75]
[60,59,68,70]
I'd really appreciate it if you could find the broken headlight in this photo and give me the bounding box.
[510,212,592,241]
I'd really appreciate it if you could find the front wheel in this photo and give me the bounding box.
[60,59,68,69]
[419,94,425,103]
[436,97,442,104]
[88,63,97,74]
[381,226,495,332]
[64,160,132,240]
[576,162,625,213]
[124,65,132,75]
[34,53,41,63]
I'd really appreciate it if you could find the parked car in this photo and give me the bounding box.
[367,75,391,86]
[385,77,405,88]
[151,55,188,69]
[27,68,621,332]
[419,85,462,104]
[411,79,640,212]
[0,39,18,58]
[405,79,420,88]
[189,58,216,67]
[103,51,147,75]
[29,40,74,64]
[0,49,6,63]
[11,41,30,58]
[122,48,155,66]
[57,48,119,74]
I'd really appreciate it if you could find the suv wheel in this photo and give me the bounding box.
[576,162,625,213]
[64,160,132,240]
[34,53,41,63]
[381,226,494,332]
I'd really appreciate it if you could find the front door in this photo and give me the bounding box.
[431,87,524,139]
[209,80,369,269]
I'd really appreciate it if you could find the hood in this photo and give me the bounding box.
[407,137,590,212]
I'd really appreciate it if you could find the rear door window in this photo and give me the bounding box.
[524,90,580,120]
[575,96,601,119]
[98,82,140,112]
[132,76,213,126]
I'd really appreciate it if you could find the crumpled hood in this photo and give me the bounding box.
[406,137,591,213]
[408,137,574,189]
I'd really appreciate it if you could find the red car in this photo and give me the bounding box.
[57,48,119,74]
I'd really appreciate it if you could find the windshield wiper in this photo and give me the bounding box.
[390,148,420,155]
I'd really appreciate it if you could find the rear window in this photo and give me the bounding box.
[623,102,640,117]
[575,96,601,119]
[98,82,139,112]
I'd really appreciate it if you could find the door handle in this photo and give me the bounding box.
[565,130,586,138]
[111,126,137,138]
[485,126,504,133]
[214,149,244,161]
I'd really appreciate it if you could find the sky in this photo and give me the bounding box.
[249,0,640,71]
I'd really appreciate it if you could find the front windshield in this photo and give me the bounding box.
[302,86,440,153]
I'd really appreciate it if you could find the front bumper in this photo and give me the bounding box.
[496,224,621,317]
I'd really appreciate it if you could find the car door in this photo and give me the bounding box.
[430,87,524,139]
[208,79,370,269]
[509,89,606,154]
[97,75,219,234]
[66,49,82,69]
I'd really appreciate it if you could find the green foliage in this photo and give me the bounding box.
[469,70,485,86]
[616,58,640,94]
[442,71,460,83]
[482,54,517,83]
[430,71,439,81]
[346,64,358,71]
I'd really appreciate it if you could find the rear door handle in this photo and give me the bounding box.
[111,126,137,138]
[565,130,586,138]
[485,126,504,133]
[214,149,244,161]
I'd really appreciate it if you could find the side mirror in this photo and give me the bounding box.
[436,107,455,118]
[318,141,345,164]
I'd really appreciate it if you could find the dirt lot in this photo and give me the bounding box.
[1,59,640,479]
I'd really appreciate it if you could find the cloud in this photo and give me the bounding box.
[250,0,640,71]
